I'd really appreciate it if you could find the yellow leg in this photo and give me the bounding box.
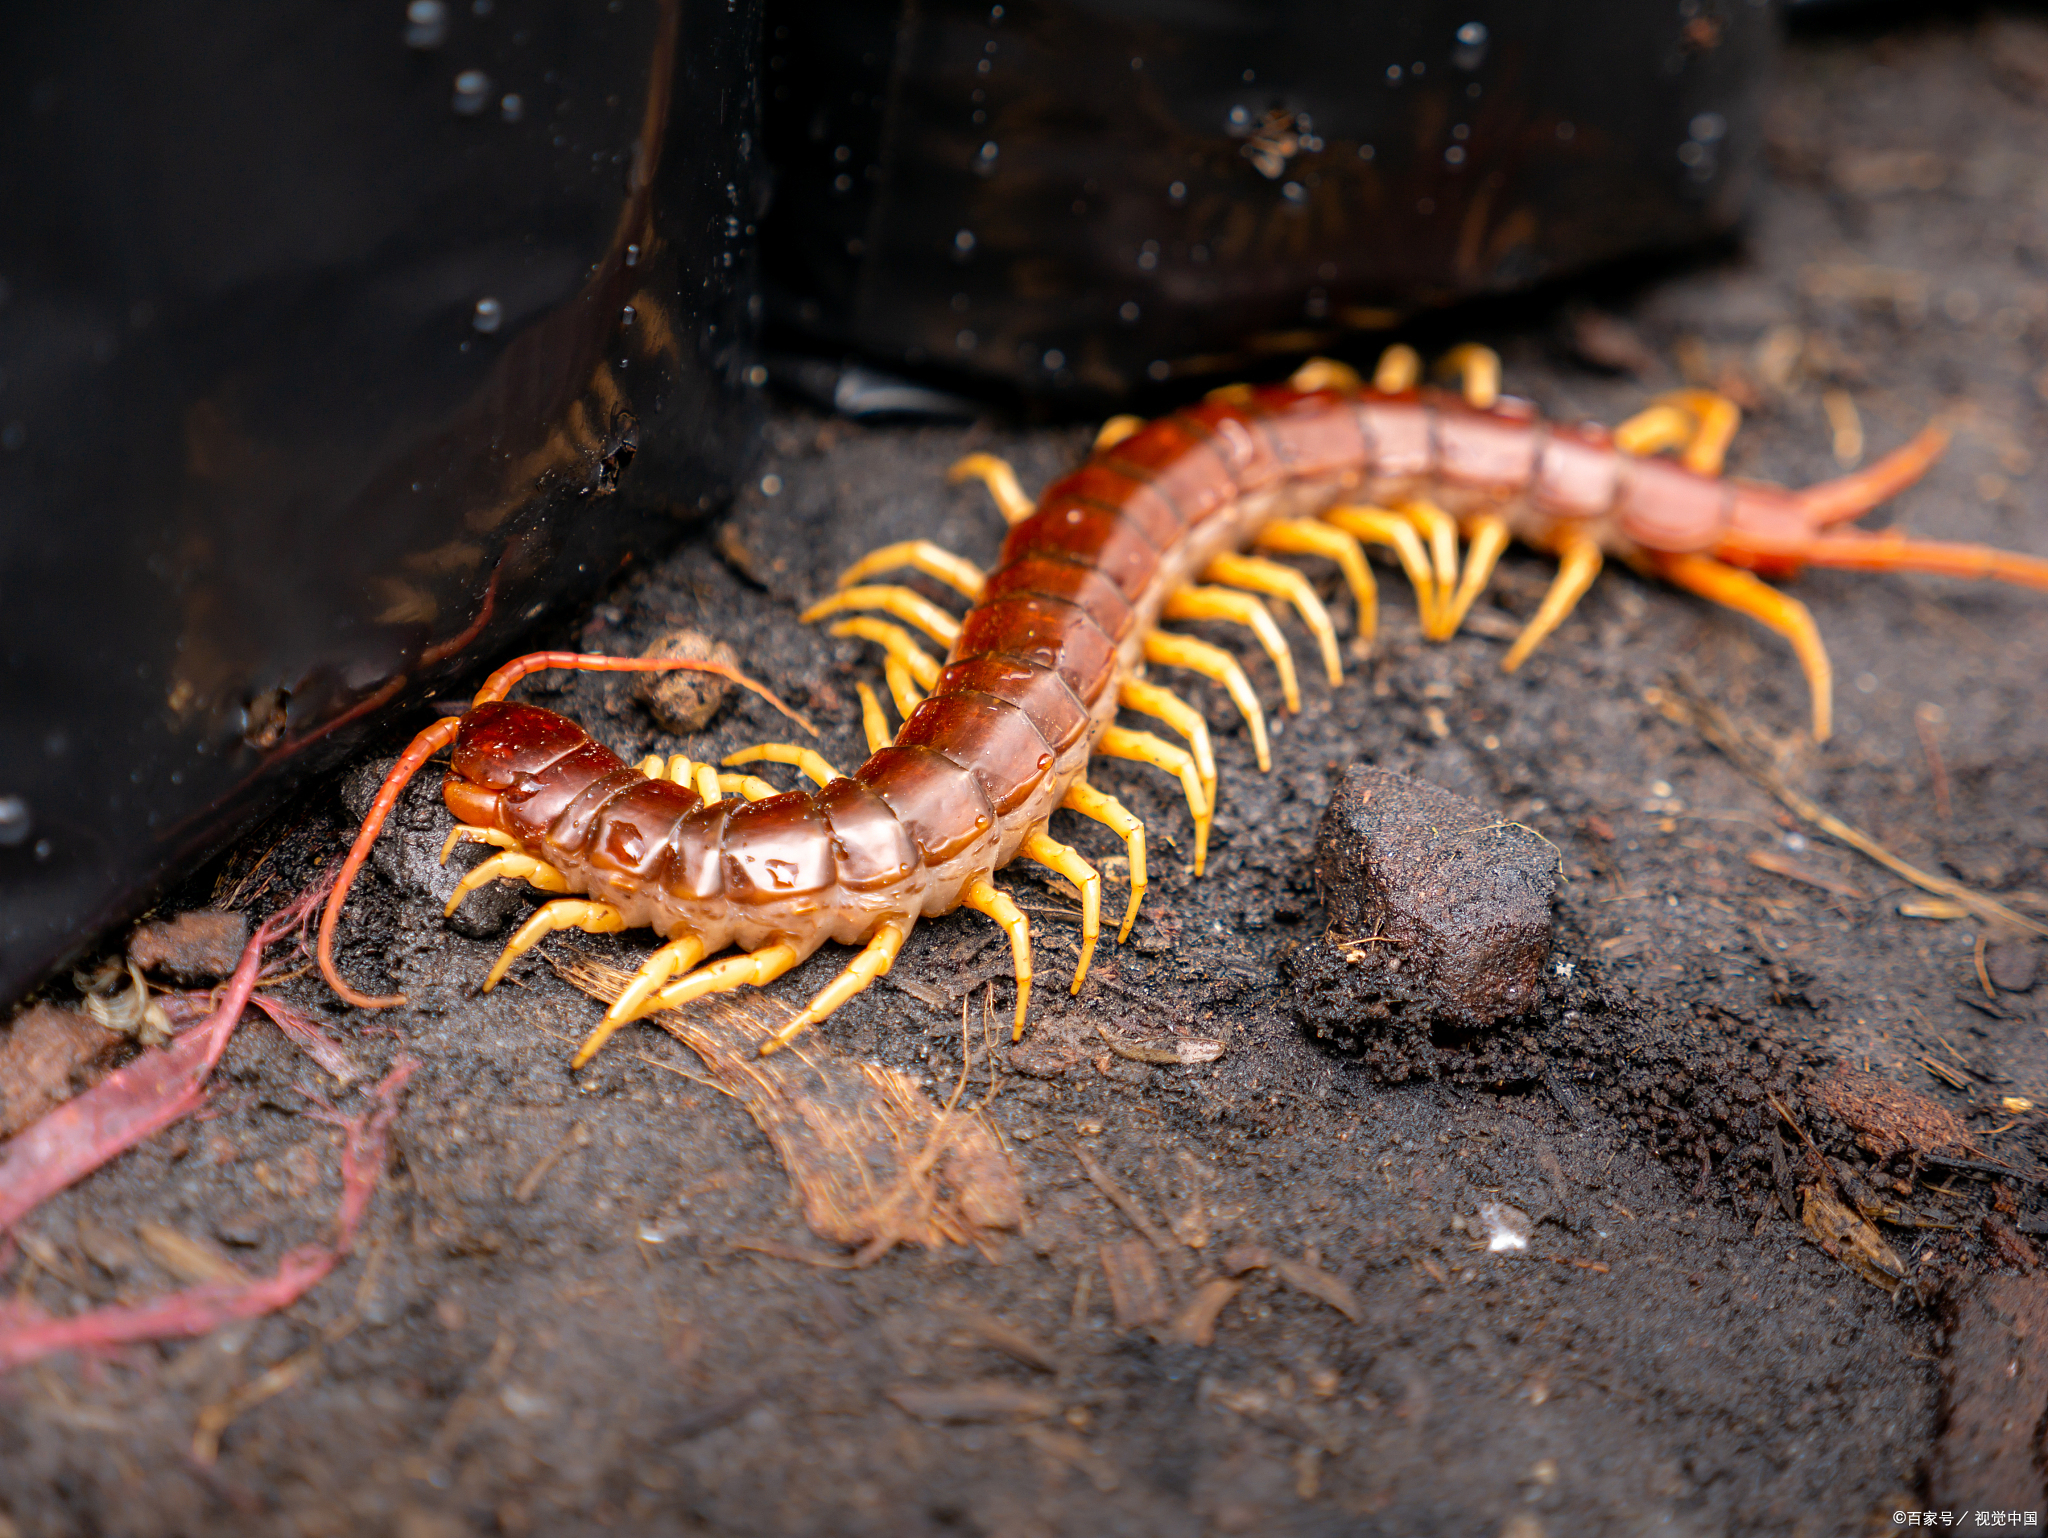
[1141,631,1270,772]
[1646,551,1835,741]
[444,851,572,916]
[759,921,909,1055]
[1020,829,1100,993]
[1253,519,1378,643]
[948,453,1036,525]
[1062,781,1148,942]
[483,900,626,992]
[1613,390,1742,476]
[1289,357,1362,392]
[1501,533,1604,673]
[835,540,986,601]
[801,586,962,649]
[597,935,709,1040]
[1161,586,1300,714]
[1204,552,1342,686]
[829,617,942,689]
[1435,343,1502,410]
[570,942,803,1067]
[1436,513,1512,639]
[883,656,927,718]
[441,825,519,864]
[723,743,843,788]
[1117,678,1216,814]
[1373,344,1421,393]
[637,753,668,780]
[856,680,892,754]
[717,772,781,802]
[1323,506,1439,632]
[959,878,1033,1039]
[1096,725,1211,875]
[1401,501,1462,636]
[1094,415,1145,451]
[693,762,723,804]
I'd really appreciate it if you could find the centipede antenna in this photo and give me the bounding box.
[1793,422,1950,526]
[317,713,465,1010]
[470,649,815,736]
[1161,585,1301,714]
[947,452,1036,525]
[1647,550,1834,742]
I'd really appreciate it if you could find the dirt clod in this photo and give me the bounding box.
[0,1004,117,1137]
[636,628,739,733]
[1986,937,2042,993]
[1811,1066,1969,1160]
[126,909,249,983]
[1290,767,1556,1054]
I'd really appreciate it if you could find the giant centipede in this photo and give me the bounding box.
[318,345,2048,1061]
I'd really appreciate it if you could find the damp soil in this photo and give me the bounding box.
[7,12,2048,1536]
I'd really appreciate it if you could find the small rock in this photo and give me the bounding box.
[636,629,739,733]
[129,909,249,983]
[1985,937,2041,993]
[0,1004,118,1137]
[213,1209,269,1248]
[1289,767,1556,1053]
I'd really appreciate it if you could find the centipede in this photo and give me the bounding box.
[317,344,2048,1063]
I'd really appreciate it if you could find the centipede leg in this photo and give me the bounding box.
[1322,506,1439,633]
[1020,829,1101,993]
[1095,725,1211,874]
[1253,519,1377,643]
[444,851,573,915]
[440,825,520,863]
[1501,532,1604,673]
[1288,357,1363,392]
[800,586,962,648]
[716,772,782,802]
[759,921,911,1055]
[947,453,1036,525]
[1373,344,1421,393]
[1435,514,1512,639]
[1117,678,1216,813]
[1094,415,1146,451]
[1161,586,1300,713]
[1141,631,1270,772]
[723,743,844,787]
[1435,343,1502,410]
[572,942,803,1067]
[1062,780,1148,942]
[1644,550,1835,742]
[483,899,628,992]
[1203,552,1343,686]
[834,540,987,600]
[1401,501,1462,638]
[856,681,893,754]
[959,878,1033,1040]
[597,935,711,1044]
[1613,390,1743,475]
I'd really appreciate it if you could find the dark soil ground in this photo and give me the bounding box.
[7,11,2048,1536]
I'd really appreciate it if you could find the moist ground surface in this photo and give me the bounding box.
[6,12,2048,1536]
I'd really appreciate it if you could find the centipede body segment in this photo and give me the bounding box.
[319,349,2048,1062]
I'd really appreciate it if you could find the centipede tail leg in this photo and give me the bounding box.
[1644,551,1835,742]
[760,921,912,1056]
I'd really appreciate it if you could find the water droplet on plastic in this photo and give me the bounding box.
[500,92,524,122]
[33,838,52,862]
[1168,180,1186,204]
[1453,21,1488,69]
[0,796,31,847]
[453,69,491,114]
[1689,111,1726,143]
[1043,349,1065,370]
[404,0,448,49]
[624,242,640,266]
[472,296,503,333]
[954,229,976,254]
[620,305,635,326]
[1118,300,1140,323]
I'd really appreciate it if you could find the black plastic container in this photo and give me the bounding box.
[0,0,762,1006]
